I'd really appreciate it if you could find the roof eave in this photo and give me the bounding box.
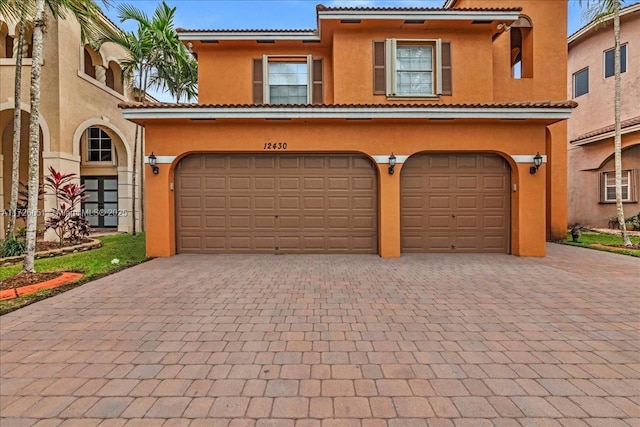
[571,123,640,145]
[316,10,521,21]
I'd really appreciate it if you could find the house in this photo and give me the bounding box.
[121,0,573,258]
[567,3,640,228]
[0,10,140,237]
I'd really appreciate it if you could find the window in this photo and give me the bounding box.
[268,61,309,104]
[252,55,323,105]
[374,39,451,97]
[601,170,633,202]
[87,127,112,162]
[604,44,627,78]
[573,68,589,98]
[510,16,533,79]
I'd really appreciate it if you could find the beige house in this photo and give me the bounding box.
[0,11,140,237]
[567,3,640,228]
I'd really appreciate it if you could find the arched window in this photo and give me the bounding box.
[105,61,124,94]
[22,23,34,58]
[86,127,112,162]
[83,46,97,79]
[510,16,533,79]
[0,22,13,58]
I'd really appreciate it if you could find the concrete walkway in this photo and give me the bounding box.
[1,244,638,426]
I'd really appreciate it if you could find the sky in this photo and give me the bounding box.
[103,0,590,35]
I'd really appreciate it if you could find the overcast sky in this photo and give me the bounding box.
[105,0,590,35]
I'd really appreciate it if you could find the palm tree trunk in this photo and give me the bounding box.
[6,20,26,239]
[23,0,46,274]
[612,2,632,246]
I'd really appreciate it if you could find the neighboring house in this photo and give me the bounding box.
[121,0,573,258]
[0,10,140,237]
[567,3,640,228]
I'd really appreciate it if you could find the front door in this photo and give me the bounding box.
[82,176,118,228]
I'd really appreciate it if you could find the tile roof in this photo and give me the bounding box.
[119,101,577,110]
[177,28,316,33]
[571,116,640,143]
[315,4,522,12]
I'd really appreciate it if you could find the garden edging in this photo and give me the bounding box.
[0,238,103,266]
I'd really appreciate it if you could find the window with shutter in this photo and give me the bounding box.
[374,39,452,98]
[254,55,321,105]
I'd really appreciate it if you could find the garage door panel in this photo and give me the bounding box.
[179,196,201,209]
[176,154,377,254]
[428,195,452,209]
[279,177,301,190]
[180,176,201,190]
[402,153,510,253]
[205,216,225,229]
[229,197,250,209]
[204,177,225,191]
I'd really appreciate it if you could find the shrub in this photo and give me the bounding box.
[44,167,91,246]
[1,238,26,257]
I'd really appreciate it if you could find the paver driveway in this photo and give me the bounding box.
[1,243,639,427]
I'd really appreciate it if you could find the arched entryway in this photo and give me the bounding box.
[74,121,132,232]
[400,152,511,253]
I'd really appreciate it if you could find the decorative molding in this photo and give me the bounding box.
[372,155,410,164]
[144,155,176,164]
[512,154,547,164]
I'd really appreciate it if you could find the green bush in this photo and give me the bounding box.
[0,238,26,257]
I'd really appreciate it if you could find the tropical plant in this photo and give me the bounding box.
[0,237,26,257]
[21,0,112,273]
[578,0,632,247]
[44,167,91,246]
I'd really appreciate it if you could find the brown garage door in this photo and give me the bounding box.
[176,154,377,254]
[401,153,510,253]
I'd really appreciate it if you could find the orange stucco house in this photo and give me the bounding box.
[121,0,574,258]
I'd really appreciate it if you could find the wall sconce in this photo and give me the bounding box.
[148,152,159,175]
[529,152,543,175]
[388,153,397,175]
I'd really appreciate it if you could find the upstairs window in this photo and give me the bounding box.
[604,44,627,78]
[573,68,589,98]
[268,61,309,104]
[510,16,533,79]
[252,55,323,105]
[87,127,112,162]
[373,39,452,97]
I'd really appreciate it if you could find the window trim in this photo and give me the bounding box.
[572,67,589,98]
[263,54,313,104]
[385,38,442,98]
[603,43,628,79]
[601,169,635,203]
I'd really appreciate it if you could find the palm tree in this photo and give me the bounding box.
[578,0,632,247]
[99,1,197,234]
[21,0,113,273]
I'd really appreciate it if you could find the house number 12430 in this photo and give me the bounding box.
[263,142,288,150]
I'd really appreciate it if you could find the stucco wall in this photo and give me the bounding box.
[567,10,640,140]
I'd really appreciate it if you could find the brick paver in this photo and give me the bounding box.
[1,244,639,425]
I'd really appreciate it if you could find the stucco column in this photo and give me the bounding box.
[42,152,81,242]
[117,166,133,233]
[377,162,402,258]
[95,65,107,84]
[145,164,174,257]
[547,122,568,240]
[514,162,547,257]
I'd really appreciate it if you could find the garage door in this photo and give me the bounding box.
[176,154,377,253]
[401,153,510,253]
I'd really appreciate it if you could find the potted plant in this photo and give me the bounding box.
[569,223,582,242]
[608,216,618,230]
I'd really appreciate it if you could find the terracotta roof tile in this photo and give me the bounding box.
[571,116,640,143]
[177,28,316,33]
[119,101,577,109]
[315,4,522,12]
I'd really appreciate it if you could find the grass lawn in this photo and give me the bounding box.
[0,233,146,315]
[564,231,640,257]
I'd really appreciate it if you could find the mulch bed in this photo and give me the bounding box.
[36,239,92,252]
[0,272,63,291]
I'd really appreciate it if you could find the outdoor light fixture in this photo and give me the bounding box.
[148,152,159,175]
[530,152,543,175]
[388,153,397,175]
